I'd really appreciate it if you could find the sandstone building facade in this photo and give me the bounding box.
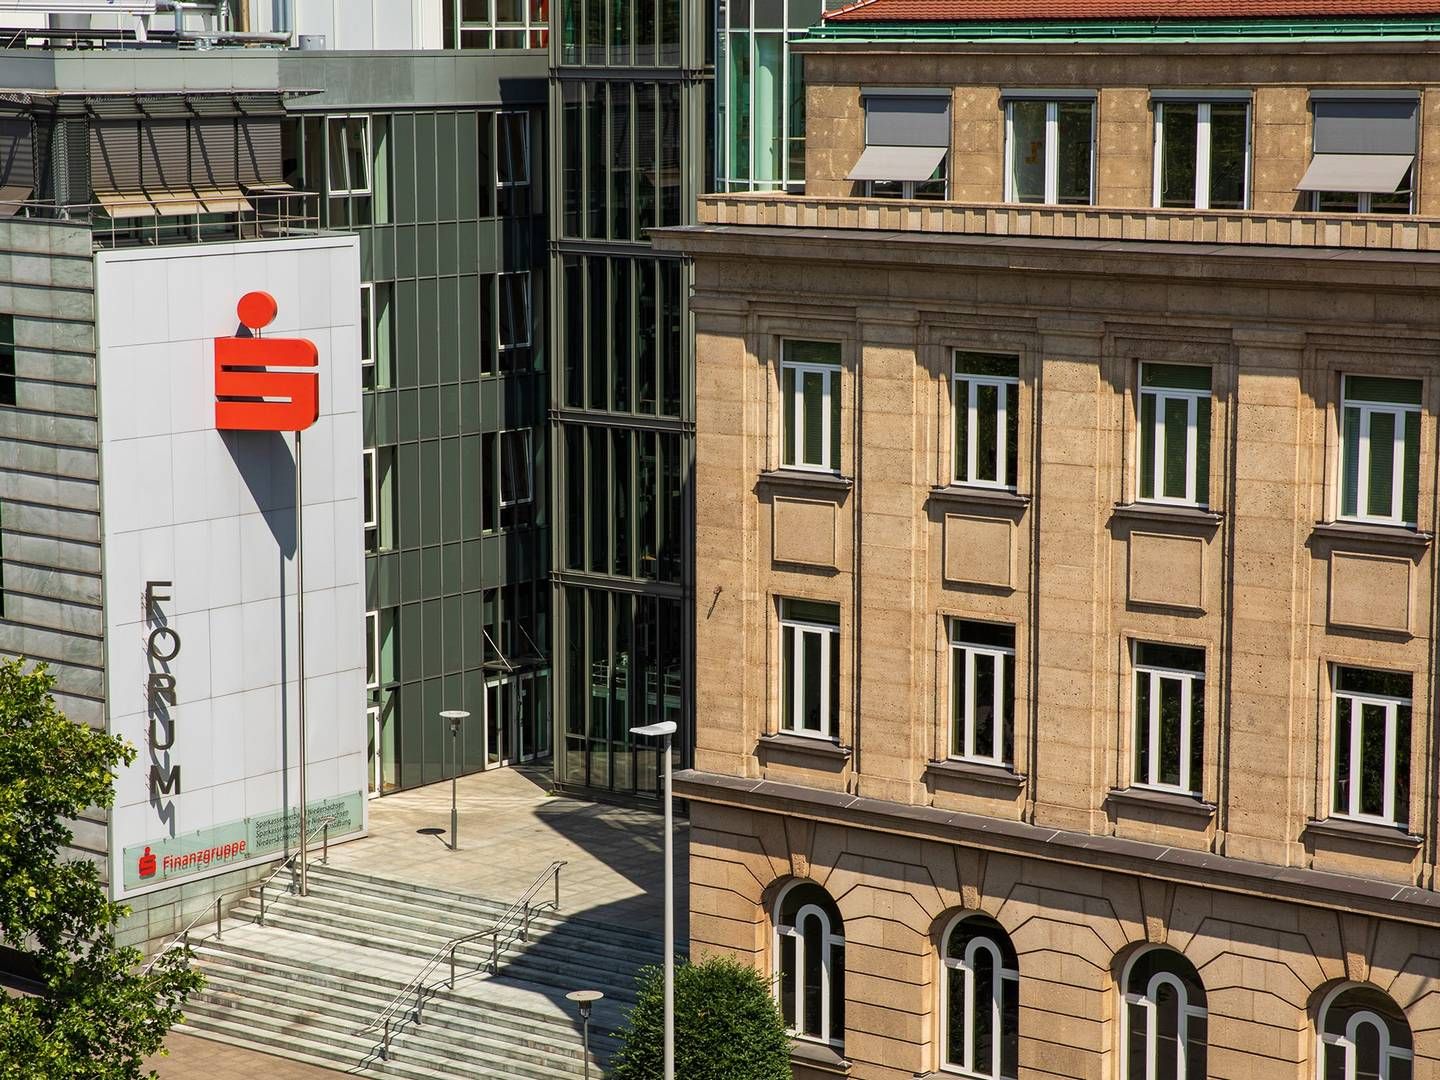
[658,6,1440,1078]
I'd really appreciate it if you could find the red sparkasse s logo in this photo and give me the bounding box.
[137,846,156,879]
[215,291,320,432]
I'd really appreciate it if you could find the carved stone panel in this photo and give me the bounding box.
[772,496,837,569]
[1128,531,1206,612]
[1329,551,1412,635]
[943,513,1014,590]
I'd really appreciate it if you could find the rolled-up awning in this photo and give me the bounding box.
[848,144,947,183]
[1296,153,1413,194]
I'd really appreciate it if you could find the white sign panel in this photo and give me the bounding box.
[95,236,367,899]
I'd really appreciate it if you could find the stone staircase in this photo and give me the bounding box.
[175,864,671,1078]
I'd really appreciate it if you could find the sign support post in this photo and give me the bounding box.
[296,426,308,897]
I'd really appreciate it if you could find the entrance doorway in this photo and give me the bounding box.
[483,671,552,770]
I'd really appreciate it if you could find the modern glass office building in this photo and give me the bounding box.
[546,0,711,798]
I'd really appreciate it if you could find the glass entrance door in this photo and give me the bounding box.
[484,678,511,769]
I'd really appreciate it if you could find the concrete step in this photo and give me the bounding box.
[188,944,622,1059]
[226,905,644,1004]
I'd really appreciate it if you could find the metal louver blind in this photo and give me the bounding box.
[863,95,950,148]
[238,117,282,185]
[90,120,141,192]
[190,117,238,187]
[1313,98,1418,156]
[141,119,189,190]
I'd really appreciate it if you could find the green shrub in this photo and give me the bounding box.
[610,955,791,1080]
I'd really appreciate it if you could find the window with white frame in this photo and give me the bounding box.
[1004,97,1094,206]
[499,429,533,507]
[1331,667,1412,829]
[781,339,842,472]
[498,271,532,351]
[360,283,375,370]
[326,115,371,196]
[366,610,379,691]
[363,448,378,551]
[1301,94,1418,215]
[1137,363,1212,507]
[780,598,840,739]
[850,91,950,201]
[953,352,1020,489]
[942,915,1019,1079]
[496,111,533,216]
[1317,984,1414,1080]
[949,619,1015,767]
[367,702,382,796]
[1132,642,1205,796]
[1339,375,1421,527]
[775,881,845,1048]
[1153,99,1249,210]
[1122,949,1207,1080]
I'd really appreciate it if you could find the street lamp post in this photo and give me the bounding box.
[440,710,469,851]
[565,989,604,1080]
[631,719,677,1080]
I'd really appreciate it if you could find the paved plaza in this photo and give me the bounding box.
[146,767,686,1077]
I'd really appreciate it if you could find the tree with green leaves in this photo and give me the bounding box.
[610,955,792,1080]
[0,659,202,1079]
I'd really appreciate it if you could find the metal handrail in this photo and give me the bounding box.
[140,815,338,975]
[360,860,566,1062]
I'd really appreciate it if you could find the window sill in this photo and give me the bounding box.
[1311,520,1432,550]
[790,1040,851,1074]
[1304,817,1422,850]
[758,732,853,762]
[928,485,1030,512]
[758,468,854,494]
[926,758,1026,792]
[1111,502,1223,528]
[1106,786,1216,821]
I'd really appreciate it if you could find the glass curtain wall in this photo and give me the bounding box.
[550,0,709,799]
[285,103,551,795]
[716,0,821,192]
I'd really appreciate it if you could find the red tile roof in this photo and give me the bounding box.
[825,0,1440,23]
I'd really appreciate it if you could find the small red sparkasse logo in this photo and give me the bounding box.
[214,291,320,433]
[138,846,157,879]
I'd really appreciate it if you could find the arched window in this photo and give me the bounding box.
[774,881,845,1047]
[1122,948,1207,1080]
[941,914,1019,1079]
[1318,985,1413,1080]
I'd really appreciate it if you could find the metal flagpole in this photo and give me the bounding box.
[296,427,308,897]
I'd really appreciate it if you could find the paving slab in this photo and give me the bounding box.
[149,1030,346,1078]
[323,766,689,939]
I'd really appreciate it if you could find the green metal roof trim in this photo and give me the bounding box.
[803,15,1440,41]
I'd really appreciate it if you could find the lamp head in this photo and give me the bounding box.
[630,720,677,739]
[566,989,604,1019]
[440,709,469,732]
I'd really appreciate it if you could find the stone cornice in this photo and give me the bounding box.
[674,768,1440,927]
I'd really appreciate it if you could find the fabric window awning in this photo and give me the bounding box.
[848,144,946,183]
[1296,153,1413,194]
[864,94,950,149]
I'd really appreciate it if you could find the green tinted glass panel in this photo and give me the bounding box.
[1344,375,1421,406]
[1367,410,1396,517]
[830,375,840,469]
[951,646,965,755]
[1395,704,1412,827]
[1157,675,1182,787]
[782,624,794,726]
[1163,395,1189,499]
[1136,642,1205,674]
[954,378,969,482]
[1360,701,1386,817]
[1139,393,1157,499]
[1341,406,1361,517]
[1006,384,1019,487]
[1336,667,1411,699]
[955,351,1019,379]
[1159,102,1198,208]
[802,370,825,465]
[1009,101,1046,203]
[953,620,1015,650]
[783,598,839,626]
[782,366,796,464]
[1055,101,1093,205]
[784,340,841,366]
[977,382,1000,483]
[1195,396,1211,506]
[1134,673,1150,783]
[1141,363,1211,391]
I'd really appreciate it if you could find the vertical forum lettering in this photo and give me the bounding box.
[145,580,181,799]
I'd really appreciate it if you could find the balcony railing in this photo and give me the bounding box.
[696,192,1440,253]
